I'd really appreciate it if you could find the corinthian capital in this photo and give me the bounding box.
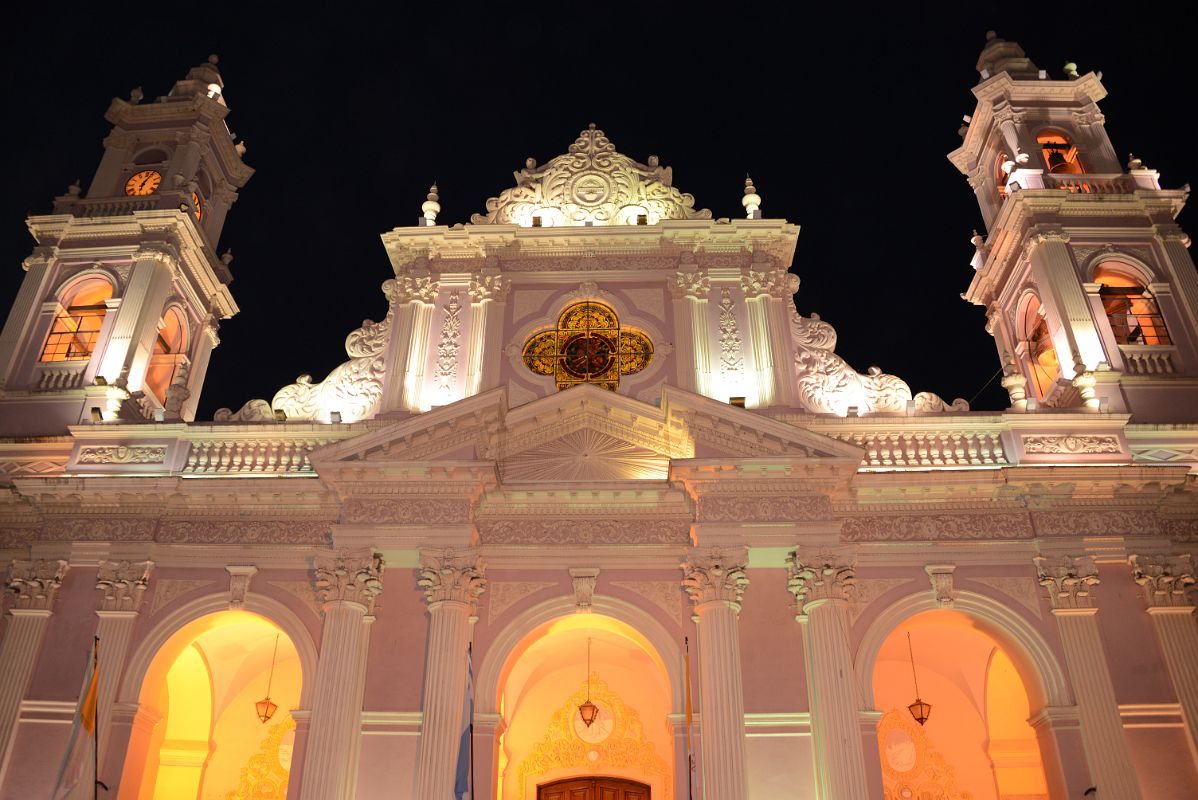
[1035,554,1099,610]
[468,273,509,302]
[672,269,710,300]
[681,547,749,611]
[786,548,856,615]
[418,548,485,608]
[314,549,385,613]
[96,560,153,612]
[8,560,69,611]
[1130,554,1195,609]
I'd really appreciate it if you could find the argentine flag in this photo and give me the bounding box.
[454,643,474,800]
[53,637,99,799]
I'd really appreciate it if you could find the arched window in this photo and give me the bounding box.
[1037,130,1084,174]
[39,277,113,362]
[144,306,189,401]
[1094,266,1171,345]
[994,153,1011,200]
[1018,295,1060,399]
[521,301,653,391]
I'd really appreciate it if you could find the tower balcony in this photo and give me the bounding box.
[1006,168,1161,196]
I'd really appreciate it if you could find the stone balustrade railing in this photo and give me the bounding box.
[183,435,336,474]
[778,413,1012,469]
[1119,344,1177,375]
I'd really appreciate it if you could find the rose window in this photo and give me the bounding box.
[522,301,653,391]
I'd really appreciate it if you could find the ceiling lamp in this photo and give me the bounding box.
[578,636,599,728]
[255,633,281,724]
[906,631,932,726]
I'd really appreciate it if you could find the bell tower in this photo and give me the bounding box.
[0,56,252,435]
[951,32,1198,421]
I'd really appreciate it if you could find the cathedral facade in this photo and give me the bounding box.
[1,34,1197,800]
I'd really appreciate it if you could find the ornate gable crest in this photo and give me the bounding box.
[471,124,712,227]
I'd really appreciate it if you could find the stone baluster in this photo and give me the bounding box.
[681,547,749,800]
[787,549,870,800]
[299,549,383,800]
[413,549,485,800]
[94,560,152,764]
[0,560,68,767]
[1130,553,1198,763]
[1035,555,1143,799]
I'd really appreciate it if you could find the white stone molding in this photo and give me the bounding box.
[1129,553,1195,608]
[314,549,384,613]
[96,559,153,612]
[569,568,600,611]
[1035,555,1100,609]
[681,547,749,612]
[418,548,485,611]
[225,565,258,609]
[681,547,749,800]
[786,549,855,617]
[6,559,69,610]
[787,548,870,799]
[0,607,54,775]
[925,564,956,607]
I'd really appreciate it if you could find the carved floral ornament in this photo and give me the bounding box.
[1034,554,1099,610]
[313,549,384,612]
[681,547,749,610]
[786,550,856,615]
[418,549,486,608]
[96,559,153,612]
[7,559,69,610]
[472,124,711,227]
[1130,553,1196,608]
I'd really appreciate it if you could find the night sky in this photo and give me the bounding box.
[3,5,1195,418]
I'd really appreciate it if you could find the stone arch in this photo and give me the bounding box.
[119,591,319,708]
[853,589,1070,711]
[476,593,684,716]
[1083,249,1159,284]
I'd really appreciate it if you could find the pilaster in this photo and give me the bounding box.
[96,245,175,389]
[94,559,152,764]
[413,548,485,800]
[1028,231,1104,374]
[1035,555,1143,799]
[0,560,68,772]
[681,546,748,800]
[0,249,56,389]
[787,548,870,800]
[1130,553,1198,763]
[299,549,383,800]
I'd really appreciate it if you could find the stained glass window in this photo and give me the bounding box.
[522,301,653,391]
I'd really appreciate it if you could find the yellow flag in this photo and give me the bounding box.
[80,641,99,734]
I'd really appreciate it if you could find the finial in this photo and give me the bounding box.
[970,229,985,249]
[130,86,144,104]
[985,30,997,41]
[1127,153,1143,171]
[208,54,220,65]
[234,140,247,157]
[67,179,81,197]
[1063,62,1079,79]
[587,122,597,130]
[421,183,441,224]
[742,175,762,219]
[220,249,234,266]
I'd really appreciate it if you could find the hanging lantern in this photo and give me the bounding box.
[255,633,281,724]
[577,636,599,728]
[906,631,932,726]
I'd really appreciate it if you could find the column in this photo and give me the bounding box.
[1130,554,1198,762]
[94,560,152,765]
[413,548,485,800]
[787,549,871,800]
[299,549,383,800]
[0,560,68,769]
[1028,231,1105,372]
[96,245,175,387]
[1035,555,1143,799]
[681,547,749,800]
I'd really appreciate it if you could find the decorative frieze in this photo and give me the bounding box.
[1034,555,1100,610]
[476,517,690,545]
[76,445,167,465]
[314,549,384,613]
[1022,434,1120,455]
[569,568,600,611]
[1129,554,1195,608]
[698,494,829,523]
[341,497,472,525]
[418,549,485,609]
[681,547,749,611]
[226,565,258,609]
[840,513,1034,541]
[7,560,69,610]
[96,560,153,612]
[786,550,856,615]
[925,564,956,607]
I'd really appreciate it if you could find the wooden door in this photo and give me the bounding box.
[538,777,650,800]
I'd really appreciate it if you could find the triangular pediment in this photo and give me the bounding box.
[310,384,862,483]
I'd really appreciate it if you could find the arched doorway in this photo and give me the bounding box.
[118,609,303,799]
[538,776,650,799]
[872,610,1049,800]
[493,613,674,800]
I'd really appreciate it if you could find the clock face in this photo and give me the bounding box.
[191,191,203,221]
[124,170,162,196]
[573,704,614,744]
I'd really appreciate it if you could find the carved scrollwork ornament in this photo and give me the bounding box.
[680,547,749,611]
[314,549,384,613]
[1130,554,1196,608]
[418,548,486,609]
[786,549,856,617]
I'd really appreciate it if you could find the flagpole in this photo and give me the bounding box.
[93,636,99,800]
[468,641,474,800]
[685,636,694,800]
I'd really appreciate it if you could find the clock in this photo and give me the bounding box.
[124,170,162,196]
[573,703,614,744]
[191,191,203,222]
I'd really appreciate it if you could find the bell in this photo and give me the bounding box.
[1047,149,1068,173]
[908,698,932,726]
[255,696,278,724]
[578,699,599,728]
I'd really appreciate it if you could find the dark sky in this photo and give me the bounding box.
[3,5,1195,418]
